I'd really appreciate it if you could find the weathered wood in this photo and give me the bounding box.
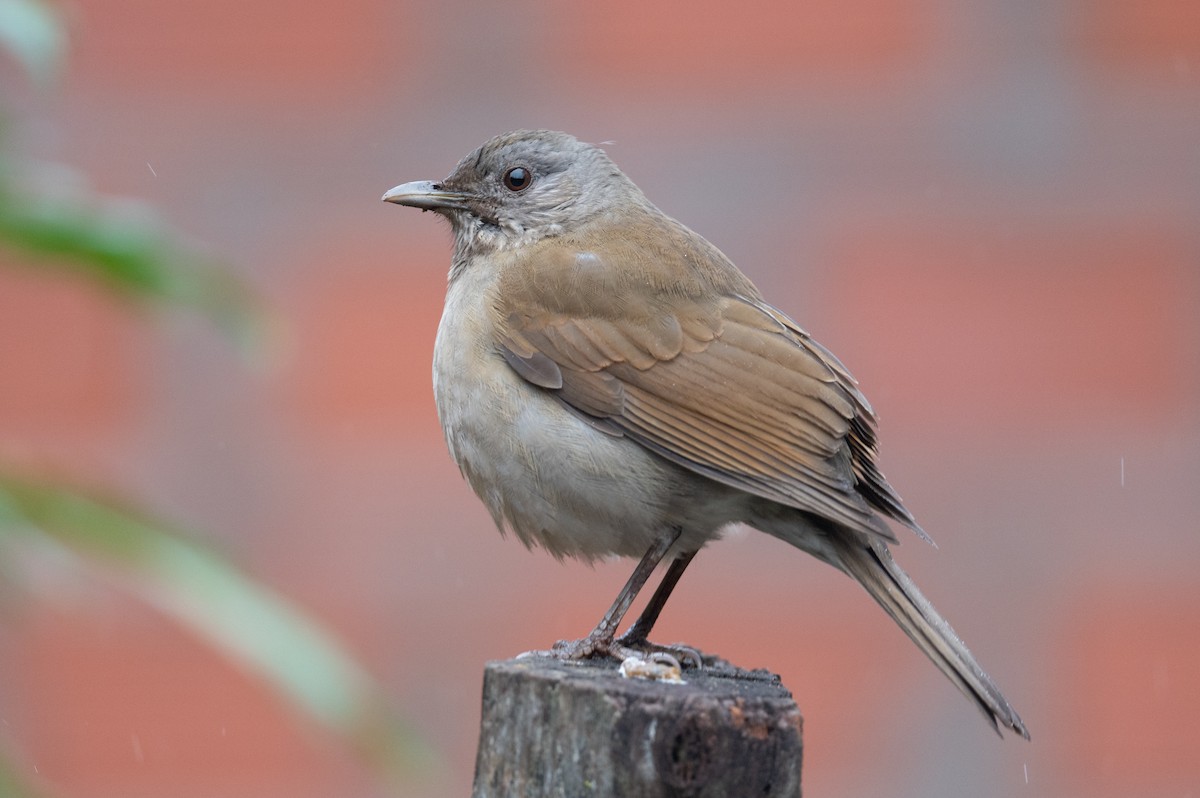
[471,653,802,797]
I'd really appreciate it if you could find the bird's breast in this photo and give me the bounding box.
[431,265,735,560]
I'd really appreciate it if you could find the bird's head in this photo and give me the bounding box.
[383,130,640,256]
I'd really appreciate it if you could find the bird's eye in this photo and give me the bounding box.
[502,167,532,192]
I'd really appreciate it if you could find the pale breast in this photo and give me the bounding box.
[431,265,732,560]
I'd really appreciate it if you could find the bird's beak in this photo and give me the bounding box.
[381,180,470,211]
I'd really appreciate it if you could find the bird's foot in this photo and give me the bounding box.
[614,633,703,670]
[528,633,699,674]
[529,632,701,673]
[544,632,611,661]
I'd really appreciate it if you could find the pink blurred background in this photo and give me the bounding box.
[2,1,1199,796]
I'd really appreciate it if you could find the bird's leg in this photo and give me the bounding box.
[615,550,702,668]
[550,528,679,661]
[619,550,696,642]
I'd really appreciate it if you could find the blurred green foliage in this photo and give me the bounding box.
[0,0,261,349]
[0,0,63,87]
[0,174,263,348]
[0,476,431,788]
[0,2,430,795]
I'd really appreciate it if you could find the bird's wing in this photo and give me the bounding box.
[495,244,926,545]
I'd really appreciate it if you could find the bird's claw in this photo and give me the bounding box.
[615,634,703,669]
[532,633,702,672]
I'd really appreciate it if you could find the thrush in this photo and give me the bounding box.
[383,129,1029,738]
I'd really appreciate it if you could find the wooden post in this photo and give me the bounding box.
[471,653,803,797]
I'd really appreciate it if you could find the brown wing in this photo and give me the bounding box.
[495,226,926,544]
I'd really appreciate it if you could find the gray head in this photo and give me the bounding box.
[383,130,643,255]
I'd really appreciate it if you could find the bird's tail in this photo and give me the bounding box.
[832,537,1030,739]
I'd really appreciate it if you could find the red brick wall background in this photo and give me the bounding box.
[2,2,1198,797]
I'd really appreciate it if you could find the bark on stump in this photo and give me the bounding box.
[471,653,802,797]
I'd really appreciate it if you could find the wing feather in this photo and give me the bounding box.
[495,241,923,543]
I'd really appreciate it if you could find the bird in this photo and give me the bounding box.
[382,129,1029,738]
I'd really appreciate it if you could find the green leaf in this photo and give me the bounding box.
[0,474,436,789]
[0,168,266,354]
[0,0,65,87]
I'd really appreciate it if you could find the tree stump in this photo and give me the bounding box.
[471,652,803,797]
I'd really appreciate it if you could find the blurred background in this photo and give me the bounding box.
[1,0,1198,796]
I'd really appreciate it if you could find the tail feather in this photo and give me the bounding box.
[834,537,1030,739]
